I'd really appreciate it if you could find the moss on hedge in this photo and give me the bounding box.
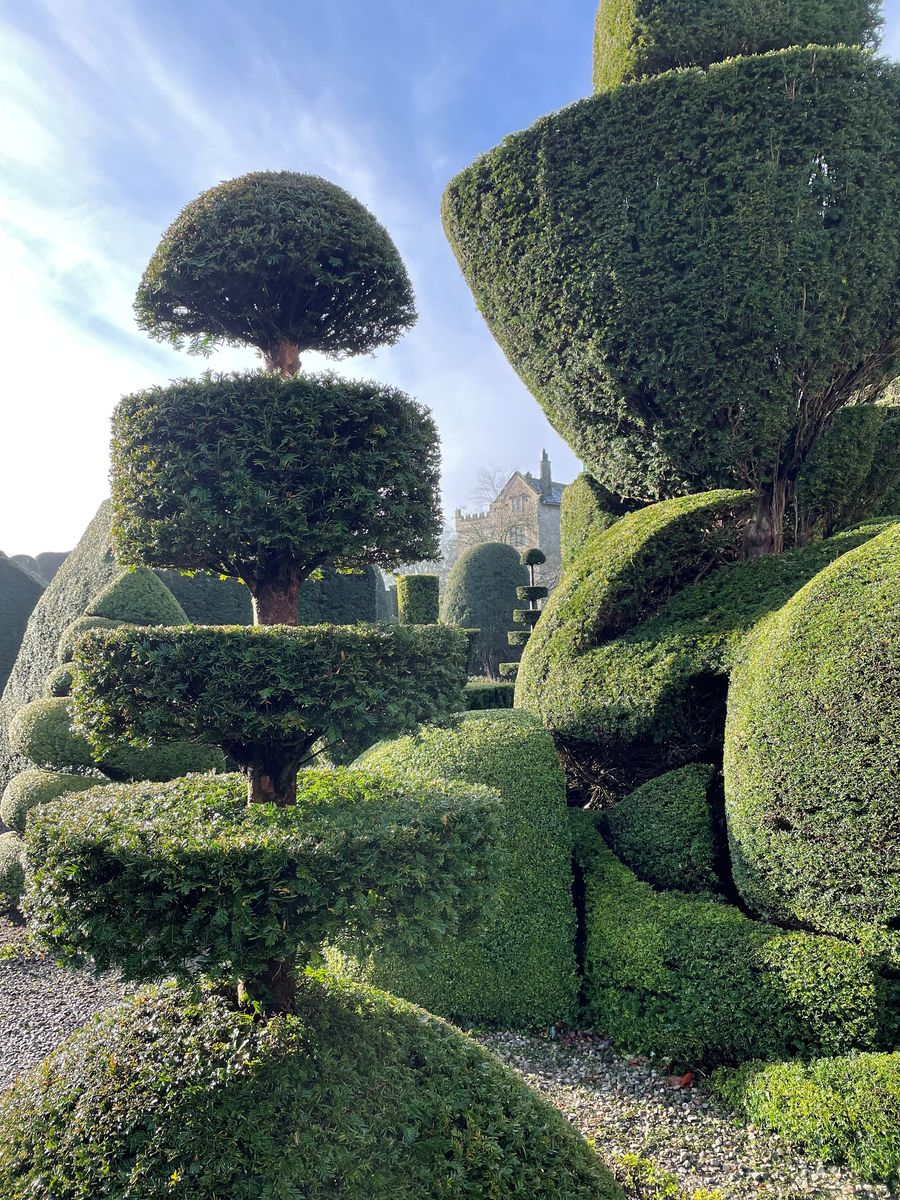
[725,522,900,954]
[0,977,621,1200]
[0,556,44,696]
[0,769,102,835]
[0,831,24,913]
[573,813,888,1068]
[341,710,579,1028]
[605,764,718,892]
[714,1052,900,1186]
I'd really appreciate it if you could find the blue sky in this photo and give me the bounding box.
[1,0,898,554]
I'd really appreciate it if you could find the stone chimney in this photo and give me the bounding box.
[540,449,552,496]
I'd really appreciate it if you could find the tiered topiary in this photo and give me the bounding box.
[507,547,548,651]
[0,172,622,1199]
[441,542,528,678]
[444,1,899,552]
[395,573,439,624]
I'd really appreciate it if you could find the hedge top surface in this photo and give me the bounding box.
[0,977,622,1200]
[725,520,900,950]
[134,171,417,360]
[593,0,882,91]
[443,47,900,507]
[110,371,441,589]
[24,769,500,986]
[86,567,187,625]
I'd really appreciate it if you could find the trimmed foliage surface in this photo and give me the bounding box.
[57,615,123,663]
[593,0,881,91]
[463,679,516,710]
[24,770,500,989]
[605,764,718,892]
[0,977,620,1200]
[441,543,531,678]
[444,49,900,506]
[726,522,900,953]
[88,567,187,624]
[157,568,253,624]
[342,711,579,1027]
[559,474,628,570]
[298,564,384,625]
[573,814,888,1068]
[0,830,23,913]
[396,574,439,624]
[110,372,441,588]
[73,623,468,765]
[0,556,43,695]
[43,662,73,697]
[135,171,416,360]
[0,768,101,835]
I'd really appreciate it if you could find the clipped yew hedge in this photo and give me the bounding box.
[0,769,102,835]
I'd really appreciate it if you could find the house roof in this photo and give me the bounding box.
[521,473,566,505]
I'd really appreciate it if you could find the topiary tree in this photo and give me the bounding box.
[508,547,548,652]
[135,171,416,377]
[396,573,439,624]
[441,543,529,679]
[443,8,900,553]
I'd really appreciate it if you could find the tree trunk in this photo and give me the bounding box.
[262,340,301,378]
[247,746,300,807]
[238,957,297,1013]
[744,480,790,557]
[251,569,304,626]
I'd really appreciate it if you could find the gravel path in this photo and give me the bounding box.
[0,921,892,1198]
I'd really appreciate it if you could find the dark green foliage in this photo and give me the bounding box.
[509,548,548,651]
[560,474,632,570]
[1,769,102,835]
[521,548,546,568]
[796,403,900,538]
[134,172,417,365]
[0,555,44,695]
[101,740,226,783]
[441,543,529,678]
[0,831,24,913]
[24,770,499,989]
[110,372,441,591]
[725,522,900,954]
[605,764,719,892]
[714,1052,900,1186]
[342,711,579,1027]
[0,977,621,1200]
[87,567,187,625]
[43,663,73,697]
[57,616,124,663]
[396,574,439,624]
[573,813,888,1068]
[443,49,900,516]
[73,623,468,767]
[157,569,253,624]
[593,0,881,91]
[34,552,67,581]
[10,556,43,583]
[297,564,384,625]
[9,698,95,771]
[463,679,516,710]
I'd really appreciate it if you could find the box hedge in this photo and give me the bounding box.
[337,710,578,1027]
[396,573,439,624]
[573,813,889,1068]
[604,764,719,892]
[559,473,630,570]
[0,768,103,835]
[462,679,516,710]
[0,977,622,1200]
[725,521,900,955]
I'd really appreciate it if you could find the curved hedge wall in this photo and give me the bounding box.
[342,710,579,1027]
[0,556,44,695]
[441,543,528,678]
[725,522,900,953]
[559,473,628,570]
[443,48,900,507]
[573,813,889,1068]
[592,0,881,91]
[0,978,621,1200]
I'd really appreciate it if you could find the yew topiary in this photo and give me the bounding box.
[441,543,528,678]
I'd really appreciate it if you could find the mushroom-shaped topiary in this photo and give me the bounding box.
[135,171,417,376]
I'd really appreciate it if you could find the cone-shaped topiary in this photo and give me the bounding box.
[87,567,187,625]
[441,543,528,678]
[135,172,416,376]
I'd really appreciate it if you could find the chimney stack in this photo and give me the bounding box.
[540,449,552,495]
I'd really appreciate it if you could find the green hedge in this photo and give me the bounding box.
[592,0,881,91]
[0,831,24,913]
[297,564,384,625]
[396,574,439,624]
[24,770,500,990]
[57,615,123,663]
[714,1052,900,1187]
[0,769,102,835]
[87,567,187,625]
[0,556,44,695]
[462,679,516,710]
[605,764,718,892]
[340,710,578,1027]
[0,977,621,1200]
[157,569,253,624]
[441,543,528,678]
[559,474,628,570]
[43,663,73,697]
[726,522,900,954]
[443,49,900,508]
[573,813,888,1067]
[73,623,468,766]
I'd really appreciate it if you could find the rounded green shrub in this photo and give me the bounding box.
[43,662,73,697]
[604,764,719,892]
[444,48,900,537]
[343,710,579,1027]
[57,615,123,664]
[0,831,24,913]
[0,977,621,1200]
[8,698,95,771]
[87,566,187,625]
[559,474,633,570]
[396,574,439,624]
[441,543,528,678]
[1,769,102,834]
[135,171,417,369]
[593,0,881,92]
[725,522,900,952]
[0,555,44,693]
[714,1051,900,1186]
[24,770,499,989]
[573,813,889,1068]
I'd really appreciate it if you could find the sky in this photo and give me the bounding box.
[1,0,898,555]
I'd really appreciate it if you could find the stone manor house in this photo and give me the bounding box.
[454,451,568,583]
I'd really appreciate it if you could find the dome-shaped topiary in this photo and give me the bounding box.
[135,172,417,375]
[0,768,102,834]
[0,978,622,1199]
[440,543,528,678]
[725,522,900,954]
